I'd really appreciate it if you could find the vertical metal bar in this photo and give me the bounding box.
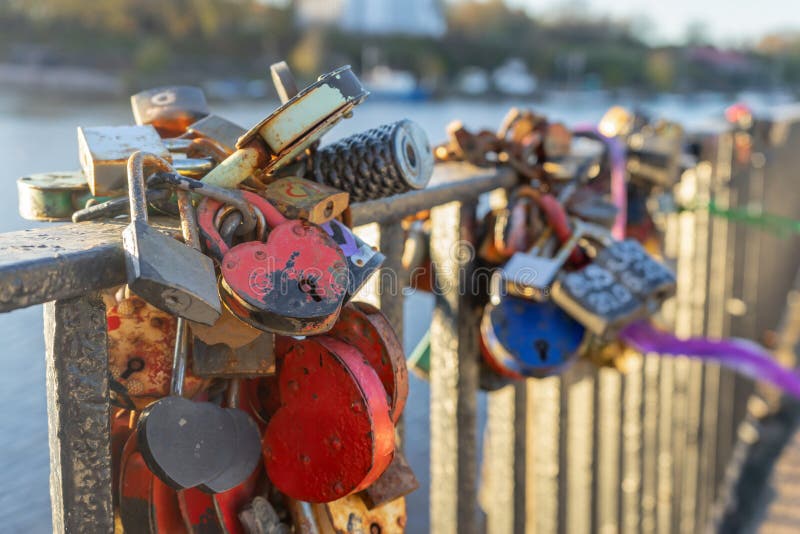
[565,363,595,534]
[484,385,516,534]
[43,294,113,534]
[620,355,643,534]
[527,377,561,534]
[595,367,621,534]
[429,200,480,534]
[640,355,660,534]
[377,222,407,444]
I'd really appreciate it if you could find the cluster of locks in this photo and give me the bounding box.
[18,63,432,532]
[18,59,798,532]
[407,107,683,386]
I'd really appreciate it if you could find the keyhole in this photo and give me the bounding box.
[120,357,145,379]
[534,340,549,362]
[298,277,323,302]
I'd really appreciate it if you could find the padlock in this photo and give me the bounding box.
[240,495,293,534]
[311,493,406,534]
[131,85,210,137]
[262,176,349,224]
[107,294,207,410]
[552,223,675,337]
[119,430,187,534]
[480,296,586,378]
[542,135,604,182]
[499,221,584,302]
[592,238,676,304]
[16,170,100,221]
[193,334,276,378]
[137,191,258,492]
[360,451,419,510]
[201,65,369,189]
[77,124,218,195]
[320,218,385,301]
[309,119,434,202]
[122,152,221,325]
[198,380,262,494]
[185,114,247,155]
[326,302,408,423]
[263,336,394,503]
[477,196,538,266]
[197,190,348,336]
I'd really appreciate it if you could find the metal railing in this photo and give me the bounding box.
[1,115,798,532]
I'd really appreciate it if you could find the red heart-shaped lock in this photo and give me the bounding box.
[327,302,408,423]
[263,336,394,503]
[198,191,348,336]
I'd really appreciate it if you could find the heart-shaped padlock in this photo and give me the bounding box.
[263,336,394,503]
[198,191,348,336]
[480,296,586,378]
[326,302,408,423]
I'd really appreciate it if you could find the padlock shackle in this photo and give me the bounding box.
[147,172,256,235]
[127,151,175,224]
[197,191,288,260]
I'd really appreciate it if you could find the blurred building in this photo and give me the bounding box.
[296,0,446,37]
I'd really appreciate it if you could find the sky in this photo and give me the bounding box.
[503,0,800,45]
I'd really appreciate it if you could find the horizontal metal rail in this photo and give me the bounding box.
[0,163,516,314]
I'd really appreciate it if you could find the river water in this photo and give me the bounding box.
[0,89,772,531]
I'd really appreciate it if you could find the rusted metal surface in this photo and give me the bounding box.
[107,294,206,409]
[429,200,480,534]
[313,493,406,534]
[263,336,394,502]
[263,177,349,224]
[0,164,512,315]
[361,451,420,510]
[44,294,114,533]
[130,85,210,138]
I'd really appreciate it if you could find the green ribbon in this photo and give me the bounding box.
[680,200,800,237]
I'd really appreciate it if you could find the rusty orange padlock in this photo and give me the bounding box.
[263,336,394,503]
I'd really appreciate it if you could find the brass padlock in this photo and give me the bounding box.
[262,176,349,224]
[130,85,210,137]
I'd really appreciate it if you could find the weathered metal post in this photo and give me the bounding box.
[44,294,114,533]
[429,200,481,534]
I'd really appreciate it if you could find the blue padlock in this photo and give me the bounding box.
[480,295,586,378]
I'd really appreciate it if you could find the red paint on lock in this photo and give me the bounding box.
[198,191,348,336]
[119,433,187,534]
[263,336,394,503]
[178,487,224,534]
[212,464,261,534]
[327,302,409,423]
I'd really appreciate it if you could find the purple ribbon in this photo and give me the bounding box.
[619,320,800,399]
[573,125,627,240]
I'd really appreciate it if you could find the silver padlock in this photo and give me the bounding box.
[77,125,216,195]
[121,151,221,325]
[185,114,246,155]
[192,333,276,378]
[593,238,676,304]
[499,223,585,301]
